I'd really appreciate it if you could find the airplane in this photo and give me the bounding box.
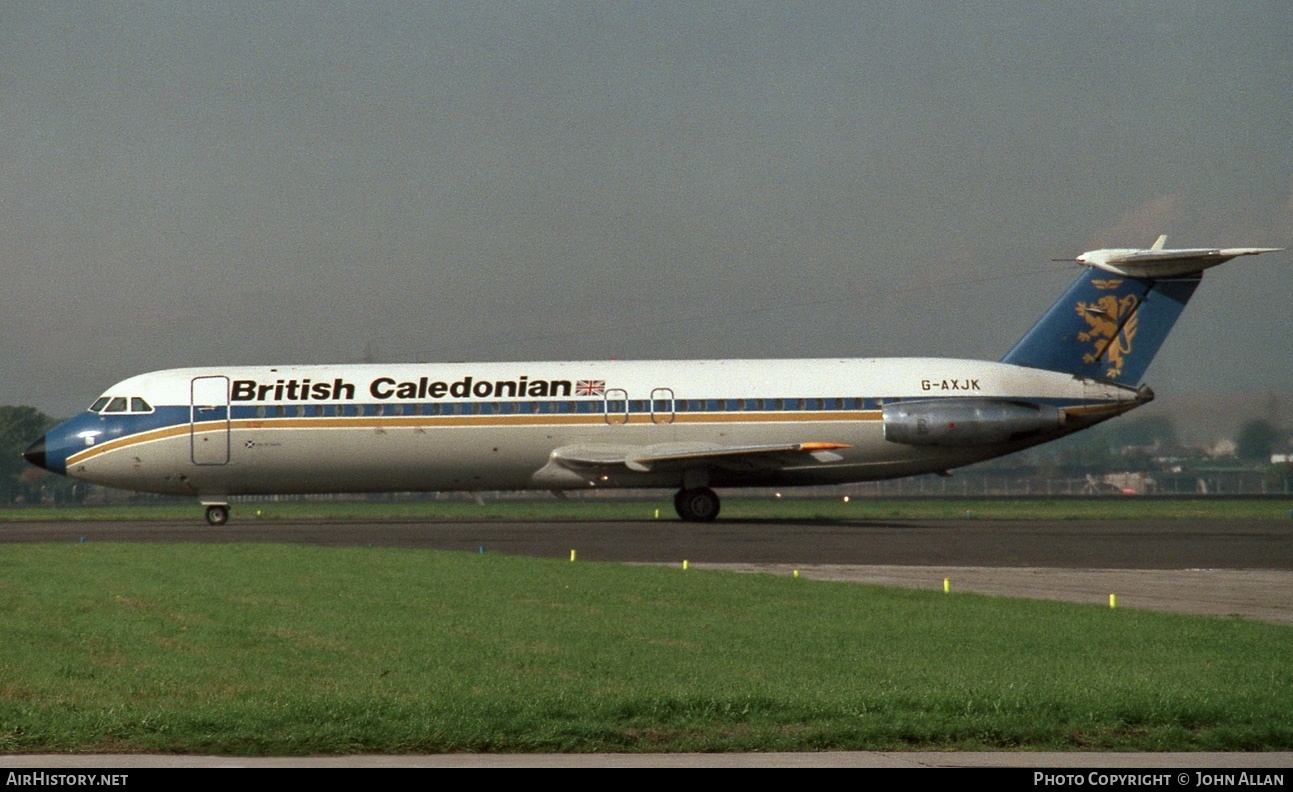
[23,237,1280,526]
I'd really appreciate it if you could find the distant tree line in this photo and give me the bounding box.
[942,413,1291,476]
[1236,419,1285,462]
[0,406,82,505]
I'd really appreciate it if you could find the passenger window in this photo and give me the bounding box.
[104,397,128,413]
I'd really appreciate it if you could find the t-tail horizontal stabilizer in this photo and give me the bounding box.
[1071,235,1281,279]
[1004,237,1281,385]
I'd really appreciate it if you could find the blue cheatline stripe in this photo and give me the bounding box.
[219,394,1104,420]
[81,393,1123,426]
[64,392,1127,468]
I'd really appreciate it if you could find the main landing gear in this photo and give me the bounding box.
[204,504,230,526]
[674,487,720,522]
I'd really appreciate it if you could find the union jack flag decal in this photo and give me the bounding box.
[575,379,606,397]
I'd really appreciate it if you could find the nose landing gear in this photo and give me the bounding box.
[204,504,230,526]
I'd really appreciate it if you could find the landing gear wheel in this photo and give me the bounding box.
[674,487,720,522]
[205,505,230,526]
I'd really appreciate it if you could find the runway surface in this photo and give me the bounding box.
[4,516,1291,767]
[4,516,1292,623]
[3,516,1291,567]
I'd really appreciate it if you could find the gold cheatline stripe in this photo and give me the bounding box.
[66,411,884,465]
[1061,403,1133,417]
[68,400,1121,465]
[67,424,192,466]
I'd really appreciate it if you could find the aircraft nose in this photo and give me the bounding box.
[23,435,48,471]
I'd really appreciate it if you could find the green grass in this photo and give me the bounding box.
[0,543,1290,754]
[5,496,1293,523]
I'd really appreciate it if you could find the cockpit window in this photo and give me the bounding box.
[92,396,153,414]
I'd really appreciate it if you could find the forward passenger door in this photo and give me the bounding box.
[191,376,230,465]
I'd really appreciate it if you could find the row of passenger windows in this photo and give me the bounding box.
[90,396,153,414]
[91,396,890,419]
[227,397,883,419]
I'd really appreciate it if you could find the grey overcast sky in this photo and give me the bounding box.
[2,1,1290,417]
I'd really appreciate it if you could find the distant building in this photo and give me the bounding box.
[1102,472,1155,495]
[1209,439,1237,458]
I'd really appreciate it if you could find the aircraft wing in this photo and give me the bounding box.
[551,441,851,474]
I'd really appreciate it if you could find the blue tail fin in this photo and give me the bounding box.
[1000,268,1201,384]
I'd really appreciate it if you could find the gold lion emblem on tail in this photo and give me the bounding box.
[1076,291,1139,379]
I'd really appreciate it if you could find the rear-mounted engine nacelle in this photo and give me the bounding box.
[882,399,1063,447]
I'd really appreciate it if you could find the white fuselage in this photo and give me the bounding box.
[49,357,1142,502]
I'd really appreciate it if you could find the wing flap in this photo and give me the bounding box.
[551,441,851,474]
